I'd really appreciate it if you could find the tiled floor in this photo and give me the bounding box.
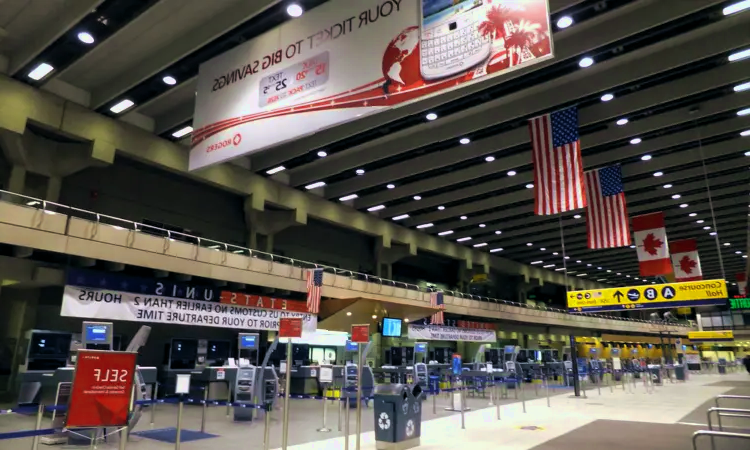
[1,373,748,450]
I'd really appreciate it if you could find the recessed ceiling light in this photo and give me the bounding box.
[413,195,422,200]
[490,248,503,253]
[531,261,543,265]
[710,232,717,236]
[318,150,327,157]
[386,183,395,189]
[372,314,377,319]
[527,243,533,246]
[543,264,556,268]
[742,130,750,137]
[689,212,697,217]
[576,260,582,263]
[474,243,488,248]
[172,126,193,138]
[438,230,454,236]
[460,216,467,220]
[738,107,750,116]
[679,203,688,208]
[346,311,352,316]
[437,206,445,210]
[479,224,486,228]
[459,137,471,145]
[672,194,681,199]
[600,93,614,102]
[266,166,286,175]
[305,181,326,190]
[663,184,672,188]
[587,263,592,266]
[724,242,731,246]
[526,183,534,189]
[745,255,748,259]
[28,62,54,80]
[77,32,95,44]
[339,194,358,201]
[554,252,559,256]
[163,75,177,85]
[597,267,603,270]
[367,204,385,212]
[729,48,750,62]
[703,226,710,230]
[507,170,517,176]
[110,99,135,114]
[573,214,581,219]
[356,169,365,175]
[540,247,546,251]
[485,156,495,162]
[607,270,612,273]
[494,230,502,235]
[696,219,704,224]
[630,138,642,145]
[417,223,434,229]
[457,237,472,242]
[392,214,409,220]
[556,15,574,28]
[736,251,742,254]
[735,81,750,92]
[286,3,304,17]
[653,171,663,177]
[578,56,594,68]
[565,256,570,260]
[616,118,629,126]
[724,1,750,15]
[426,112,438,121]
[641,154,651,161]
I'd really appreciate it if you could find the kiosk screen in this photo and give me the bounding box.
[85,324,110,342]
[345,341,358,352]
[240,335,258,349]
[415,343,427,353]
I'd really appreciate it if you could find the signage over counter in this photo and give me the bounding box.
[567,279,728,313]
[687,330,734,343]
[189,0,554,170]
[407,324,496,343]
[730,298,750,309]
[67,268,309,313]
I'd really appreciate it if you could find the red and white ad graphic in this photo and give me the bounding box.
[632,212,671,277]
[669,239,702,282]
[189,0,553,170]
[738,273,748,297]
[66,350,138,428]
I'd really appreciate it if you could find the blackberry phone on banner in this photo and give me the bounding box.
[419,0,491,80]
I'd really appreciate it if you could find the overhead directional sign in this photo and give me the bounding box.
[567,279,728,313]
[688,330,734,342]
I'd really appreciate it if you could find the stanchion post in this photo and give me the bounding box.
[338,394,343,431]
[263,402,272,450]
[151,383,158,428]
[582,377,588,399]
[496,384,501,421]
[345,397,351,450]
[432,389,436,415]
[597,374,602,396]
[513,378,518,400]
[31,403,43,450]
[317,382,331,432]
[355,344,363,450]
[282,340,292,450]
[201,385,208,433]
[226,385,232,418]
[119,425,127,450]
[175,397,184,450]
[460,383,466,430]
[545,375,550,408]
[519,379,526,413]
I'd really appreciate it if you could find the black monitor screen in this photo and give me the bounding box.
[207,340,230,360]
[28,333,72,358]
[517,350,528,362]
[171,339,198,359]
[382,318,402,337]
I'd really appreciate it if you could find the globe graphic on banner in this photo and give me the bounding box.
[381,26,422,90]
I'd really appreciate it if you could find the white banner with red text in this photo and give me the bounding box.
[190,0,553,170]
[61,286,317,333]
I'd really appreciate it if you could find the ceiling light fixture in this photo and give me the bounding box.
[163,75,177,85]
[172,126,193,138]
[574,214,581,219]
[413,195,422,200]
[356,168,365,175]
[672,194,681,199]
[738,107,750,116]
[531,261,543,265]
[630,137,642,145]
[459,137,471,145]
[703,226,710,230]
[679,203,688,208]
[600,93,614,102]
[724,242,731,246]
[266,166,286,175]
[392,214,409,220]
[438,230,454,236]
[460,216,467,220]
[735,81,750,92]
[495,230,502,235]
[540,247,546,251]
[367,204,385,212]
[689,212,697,217]
[507,170,517,176]
[305,181,326,190]
[742,130,750,137]
[553,252,559,256]
[710,232,717,236]
[386,183,395,189]
[479,224,486,228]
[526,183,534,189]
[77,31,95,44]
[663,184,672,188]
[578,56,594,68]
[474,243,487,248]
[729,48,750,62]
[437,205,445,210]
[457,237,472,242]
[110,99,135,114]
[317,150,327,157]
[485,156,495,162]
[696,220,704,224]
[28,62,54,80]
[653,171,663,177]
[490,248,503,253]
[426,112,438,121]
[286,3,304,17]
[641,154,651,161]
[527,243,533,247]
[616,118,629,126]
[339,194,358,201]
[556,15,573,28]
[417,223,434,229]
[576,260,582,263]
[543,264,556,268]
[724,1,750,15]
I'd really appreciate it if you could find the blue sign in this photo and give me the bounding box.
[451,354,462,376]
[504,345,516,354]
[415,343,427,353]
[240,335,257,349]
[345,341,358,352]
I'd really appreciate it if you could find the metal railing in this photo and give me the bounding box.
[693,430,750,450]
[0,189,690,327]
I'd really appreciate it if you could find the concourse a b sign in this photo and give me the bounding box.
[567,279,728,313]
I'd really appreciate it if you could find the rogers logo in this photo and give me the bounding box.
[205,133,242,153]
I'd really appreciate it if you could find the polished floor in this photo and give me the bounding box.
[0,373,748,450]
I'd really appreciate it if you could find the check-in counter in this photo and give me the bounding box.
[288,366,323,396]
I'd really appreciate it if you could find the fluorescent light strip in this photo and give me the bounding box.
[555,268,566,272]
[266,166,285,175]
[576,273,587,277]
[735,81,750,92]
[367,204,385,212]
[172,126,193,138]
[28,63,54,80]
[339,194,358,201]
[456,237,471,242]
[438,230,453,236]
[416,223,434,229]
[392,214,409,221]
[530,261,543,265]
[729,48,750,62]
[724,1,750,15]
[543,264,555,268]
[490,248,503,253]
[305,181,326,190]
[473,243,487,248]
[110,99,135,114]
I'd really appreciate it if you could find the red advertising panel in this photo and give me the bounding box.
[351,324,370,343]
[66,350,138,428]
[279,318,303,338]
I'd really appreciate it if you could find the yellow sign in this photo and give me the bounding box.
[567,279,728,313]
[471,273,488,283]
[676,307,692,315]
[688,331,734,342]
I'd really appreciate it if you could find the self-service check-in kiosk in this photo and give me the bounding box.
[234,333,278,421]
[413,342,428,392]
[343,341,375,408]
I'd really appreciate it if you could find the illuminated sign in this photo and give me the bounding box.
[567,279,728,313]
[688,330,734,342]
[730,298,750,309]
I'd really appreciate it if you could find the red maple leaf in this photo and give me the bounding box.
[679,255,697,274]
[642,233,663,256]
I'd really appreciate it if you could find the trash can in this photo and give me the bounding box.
[373,384,424,450]
[648,366,662,385]
[674,364,686,381]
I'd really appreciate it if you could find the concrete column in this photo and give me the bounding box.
[7,165,26,195]
[265,233,274,254]
[374,238,415,280]
[0,287,40,395]
[45,176,62,202]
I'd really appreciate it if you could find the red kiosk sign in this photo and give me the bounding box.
[279,318,303,338]
[66,350,138,428]
[351,324,370,344]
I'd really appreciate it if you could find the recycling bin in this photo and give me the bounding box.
[674,364,686,381]
[648,366,662,385]
[373,383,424,450]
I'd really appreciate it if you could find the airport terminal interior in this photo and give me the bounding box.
[0,0,750,449]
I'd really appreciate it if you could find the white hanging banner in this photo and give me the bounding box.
[407,324,496,342]
[60,286,317,333]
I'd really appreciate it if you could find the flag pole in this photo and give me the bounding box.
[696,132,726,281]
[558,215,570,293]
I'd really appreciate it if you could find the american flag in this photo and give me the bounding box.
[306,268,323,314]
[584,165,631,249]
[528,106,586,215]
[430,291,445,325]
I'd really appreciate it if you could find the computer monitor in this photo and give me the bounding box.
[170,339,198,369]
[414,342,427,353]
[239,334,258,349]
[382,318,402,337]
[82,321,113,350]
[345,341,358,352]
[207,340,230,364]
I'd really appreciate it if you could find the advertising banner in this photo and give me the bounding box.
[408,324,497,342]
[61,285,317,333]
[190,0,553,170]
[66,350,138,428]
[566,279,728,313]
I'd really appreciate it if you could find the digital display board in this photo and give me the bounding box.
[382,318,402,337]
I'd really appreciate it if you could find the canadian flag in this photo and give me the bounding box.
[669,239,702,281]
[738,273,748,297]
[632,212,672,277]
